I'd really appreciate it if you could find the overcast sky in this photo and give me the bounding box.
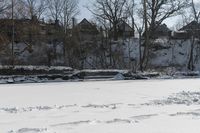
[78,0,200,29]
[78,0,177,28]
[79,0,92,21]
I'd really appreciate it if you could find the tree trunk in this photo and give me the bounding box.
[113,21,118,41]
[141,0,150,70]
[139,32,143,71]
[188,36,195,70]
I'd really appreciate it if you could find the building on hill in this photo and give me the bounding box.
[74,18,99,41]
[0,17,65,66]
[179,21,200,38]
[0,17,63,45]
[116,20,135,38]
[70,18,100,69]
[153,23,171,38]
[110,20,135,39]
[172,21,200,39]
[171,21,200,39]
[142,23,171,39]
[171,31,189,40]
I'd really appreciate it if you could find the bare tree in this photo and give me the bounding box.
[46,0,79,65]
[0,0,26,19]
[125,0,135,35]
[19,0,47,19]
[87,0,129,68]
[0,0,11,17]
[186,0,200,70]
[139,0,189,69]
[59,0,79,65]
[141,0,150,70]
[126,0,148,71]
[0,0,10,13]
[46,0,63,21]
[146,0,189,38]
[60,0,79,32]
[191,0,200,22]
[88,0,128,40]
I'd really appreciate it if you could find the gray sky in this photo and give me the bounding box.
[78,0,177,28]
[79,0,92,21]
[78,0,200,29]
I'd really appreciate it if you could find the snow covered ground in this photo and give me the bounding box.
[1,79,200,133]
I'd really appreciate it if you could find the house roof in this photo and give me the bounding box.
[155,23,171,32]
[179,21,200,31]
[76,18,99,33]
[116,20,134,32]
[78,18,91,25]
[109,20,134,33]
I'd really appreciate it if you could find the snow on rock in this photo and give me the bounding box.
[0,65,73,76]
[174,71,200,77]
[80,69,130,74]
[0,65,72,71]
[72,69,131,80]
[0,68,198,84]
[7,78,14,83]
[0,69,198,84]
[114,73,125,80]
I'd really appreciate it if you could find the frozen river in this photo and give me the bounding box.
[1,79,200,133]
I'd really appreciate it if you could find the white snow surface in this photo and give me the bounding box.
[1,79,200,133]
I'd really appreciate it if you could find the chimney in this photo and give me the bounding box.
[31,15,38,23]
[55,19,59,26]
[132,18,135,37]
[72,17,76,28]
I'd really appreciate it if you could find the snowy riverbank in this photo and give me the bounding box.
[0,67,199,84]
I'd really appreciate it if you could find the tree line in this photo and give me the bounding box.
[0,0,79,28]
[89,0,199,71]
[0,0,199,71]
